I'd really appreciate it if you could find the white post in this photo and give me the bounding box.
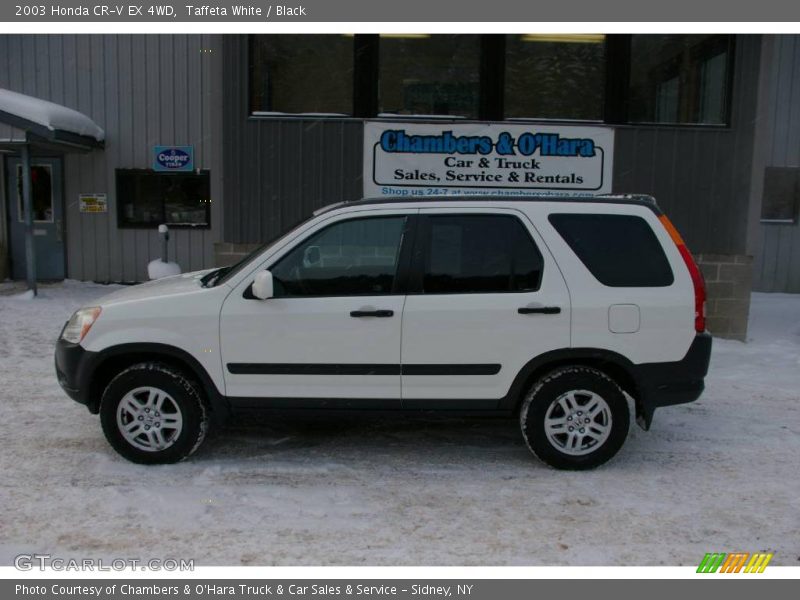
[20,144,37,296]
[158,223,169,263]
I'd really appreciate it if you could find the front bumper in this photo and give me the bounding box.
[55,337,99,412]
[633,332,713,429]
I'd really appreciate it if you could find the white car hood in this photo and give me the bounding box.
[96,269,217,306]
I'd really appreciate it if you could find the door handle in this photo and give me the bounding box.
[518,306,561,315]
[350,309,394,318]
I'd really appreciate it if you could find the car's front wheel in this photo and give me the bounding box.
[519,366,630,470]
[99,362,208,464]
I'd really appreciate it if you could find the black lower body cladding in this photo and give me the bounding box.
[55,338,98,409]
[632,333,713,429]
[55,334,712,430]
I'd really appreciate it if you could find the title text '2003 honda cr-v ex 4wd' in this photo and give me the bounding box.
[55,195,712,469]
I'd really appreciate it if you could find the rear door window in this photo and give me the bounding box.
[548,213,674,287]
[418,214,543,294]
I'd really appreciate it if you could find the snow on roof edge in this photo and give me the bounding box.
[0,88,105,142]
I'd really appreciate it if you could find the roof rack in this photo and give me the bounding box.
[313,193,660,216]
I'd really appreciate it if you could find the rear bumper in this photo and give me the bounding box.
[632,332,712,429]
[55,337,99,412]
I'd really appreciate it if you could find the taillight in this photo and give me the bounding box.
[659,215,706,333]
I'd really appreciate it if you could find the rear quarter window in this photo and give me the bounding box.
[548,213,674,287]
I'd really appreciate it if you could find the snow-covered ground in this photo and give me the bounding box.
[0,281,797,566]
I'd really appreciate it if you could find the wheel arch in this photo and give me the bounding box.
[86,343,230,423]
[502,348,643,419]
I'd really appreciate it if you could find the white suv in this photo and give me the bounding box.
[55,195,711,469]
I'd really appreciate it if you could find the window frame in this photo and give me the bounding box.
[264,213,416,299]
[116,168,212,230]
[376,34,484,120]
[761,166,800,224]
[15,163,54,224]
[408,212,545,296]
[625,34,736,127]
[247,34,356,118]
[503,34,607,123]
[246,34,736,128]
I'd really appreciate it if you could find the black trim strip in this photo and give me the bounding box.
[228,364,401,376]
[227,397,501,412]
[227,363,501,376]
[402,364,501,376]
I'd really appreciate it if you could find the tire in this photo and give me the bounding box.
[99,362,208,464]
[519,366,629,470]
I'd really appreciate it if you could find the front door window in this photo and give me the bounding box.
[270,216,407,297]
[16,164,54,223]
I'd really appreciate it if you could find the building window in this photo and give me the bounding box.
[628,35,733,125]
[117,169,211,228]
[249,35,354,115]
[378,34,481,118]
[761,167,799,223]
[505,34,606,121]
[246,34,734,126]
[15,164,53,222]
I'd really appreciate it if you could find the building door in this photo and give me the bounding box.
[5,157,65,280]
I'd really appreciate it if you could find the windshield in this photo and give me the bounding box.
[203,216,314,288]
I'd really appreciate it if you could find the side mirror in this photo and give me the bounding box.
[252,270,274,300]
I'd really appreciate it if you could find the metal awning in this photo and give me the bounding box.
[0,89,104,294]
[0,88,104,154]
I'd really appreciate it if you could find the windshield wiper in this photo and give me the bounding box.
[200,266,230,288]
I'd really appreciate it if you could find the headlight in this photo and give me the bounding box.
[61,307,102,344]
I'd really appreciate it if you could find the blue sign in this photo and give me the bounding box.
[153,146,194,171]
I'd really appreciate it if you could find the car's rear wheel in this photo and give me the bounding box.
[519,366,630,470]
[100,362,208,464]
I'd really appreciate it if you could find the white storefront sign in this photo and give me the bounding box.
[363,121,614,197]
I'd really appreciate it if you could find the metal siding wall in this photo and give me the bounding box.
[0,124,26,141]
[0,29,23,247]
[751,36,800,293]
[613,36,761,256]
[0,34,223,283]
[222,36,364,244]
[0,159,6,273]
[221,36,761,259]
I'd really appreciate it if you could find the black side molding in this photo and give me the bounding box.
[229,363,401,376]
[227,363,501,376]
[402,364,501,376]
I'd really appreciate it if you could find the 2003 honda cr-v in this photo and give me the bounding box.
[55,194,712,469]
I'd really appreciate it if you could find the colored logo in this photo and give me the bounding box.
[154,146,193,171]
[697,552,774,573]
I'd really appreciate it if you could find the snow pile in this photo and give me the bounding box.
[147,259,181,280]
[0,88,105,141]
[8,289,35,300]
[0,284,797,566]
